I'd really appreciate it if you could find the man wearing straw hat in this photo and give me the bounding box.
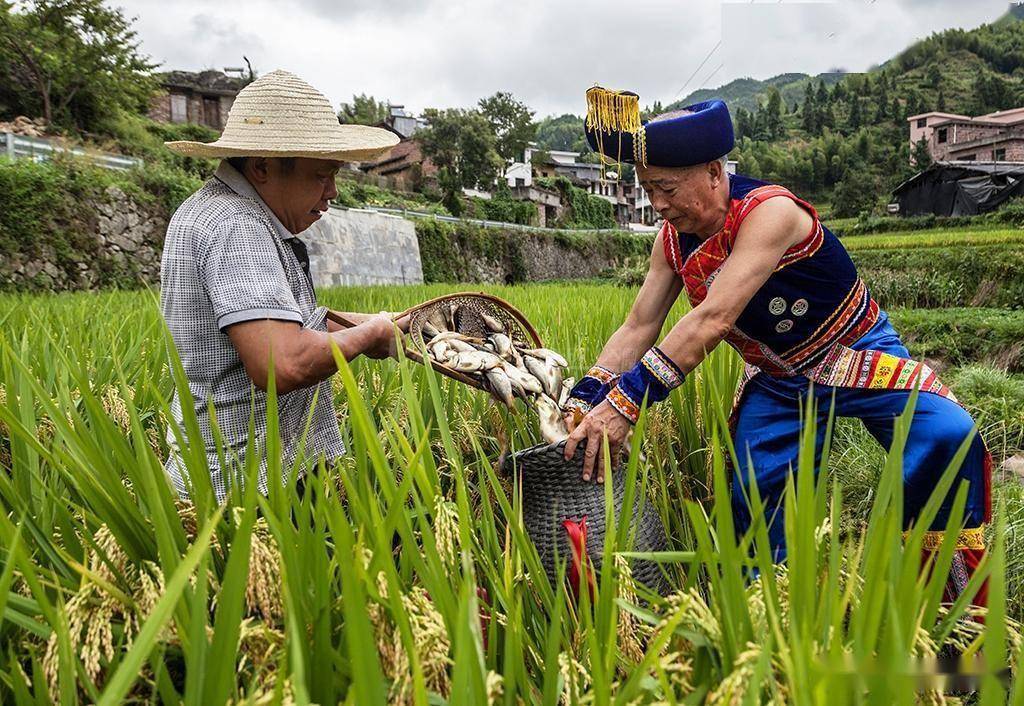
[160,69,402,502]
[562,87,991,606]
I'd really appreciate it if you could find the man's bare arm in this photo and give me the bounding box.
[227,314,402,394]
[325,310,375,333]
[592,230,684,372]
[656,198,812,372]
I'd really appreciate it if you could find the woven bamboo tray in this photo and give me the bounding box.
[326,291,542,390]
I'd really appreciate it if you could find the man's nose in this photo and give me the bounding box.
[650,193,669,213]
[324,178,338,202]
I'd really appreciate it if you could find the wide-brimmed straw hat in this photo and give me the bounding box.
[164,69,399,162]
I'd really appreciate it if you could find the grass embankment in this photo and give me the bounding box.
[415,220,649,284]
[851,243,1024,309]
[842,227,1024,250]
[889,307,1024,371]
[0,285,1020,703]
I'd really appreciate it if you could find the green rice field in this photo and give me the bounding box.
[0,283,1021,704]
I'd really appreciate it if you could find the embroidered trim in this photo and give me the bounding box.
[586,365,617,385]
[809,346,955,401]
[906,525,986,551]
[563,397,593,416]
[640,347,685,388]
[606,385,641,424]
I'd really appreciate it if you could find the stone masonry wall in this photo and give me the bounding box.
[304,207,424,286]
[1,191,425,291]
[1,185,165,291]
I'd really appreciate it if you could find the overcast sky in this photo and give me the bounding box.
[117,0,1009,117]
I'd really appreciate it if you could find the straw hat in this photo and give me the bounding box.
[164,69,399,162]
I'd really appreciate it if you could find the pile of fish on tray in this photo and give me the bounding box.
[418,308,573,444]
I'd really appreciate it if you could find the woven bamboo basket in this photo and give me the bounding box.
[326,291,541,389]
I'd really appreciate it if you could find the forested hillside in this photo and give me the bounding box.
[536,9,1024,217]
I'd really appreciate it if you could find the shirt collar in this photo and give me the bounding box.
[214,160,296,242]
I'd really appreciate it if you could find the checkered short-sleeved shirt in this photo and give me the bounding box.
[160,161,345,501]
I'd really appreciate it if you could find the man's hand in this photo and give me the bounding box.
[563,400,632,483]
[359,313,409,359]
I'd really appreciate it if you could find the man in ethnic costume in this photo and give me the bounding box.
[562,88,991,604]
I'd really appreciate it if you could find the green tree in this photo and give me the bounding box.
[338,94,389,125]
[911,137,933,170]
[801,82,818,134]
[848,97,863,130]
[642,100,664,120]
[0,0,156,130]
[734,107,754,139]
[815,81,829,107]
[478,91,535,164]
[832,166,880,218]
[534,113,586,152]
[765,87,785,140]
[418,107,504,208]
[970,73,1011,115]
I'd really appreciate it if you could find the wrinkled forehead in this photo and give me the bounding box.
[637,164,694,189]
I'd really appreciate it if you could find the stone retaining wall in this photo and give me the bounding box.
[1,185,164,290]
[304,207,424,287]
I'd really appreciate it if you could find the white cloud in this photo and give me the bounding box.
[114,0,1007,117]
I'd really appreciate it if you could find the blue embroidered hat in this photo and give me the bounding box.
[584,86,734,168]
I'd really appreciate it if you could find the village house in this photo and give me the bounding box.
[359,106,435,190]
[908,106,1024,163]
[360,139,437,192]
[148,70,248,131]
[520,147,640,226]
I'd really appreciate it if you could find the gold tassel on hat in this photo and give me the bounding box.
[585,85,647,168]
[585,86,642,135]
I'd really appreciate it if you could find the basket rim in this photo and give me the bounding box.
[402,292,544,391]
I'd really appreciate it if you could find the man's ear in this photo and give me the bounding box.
[247,157,271,185]
[707,158,724,187]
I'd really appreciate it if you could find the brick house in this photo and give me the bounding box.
[360,139,437,191]
[908,107,1024,163]
[148,70,248,131]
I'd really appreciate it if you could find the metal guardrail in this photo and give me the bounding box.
[347,204,634,233]
[2,132,142,171]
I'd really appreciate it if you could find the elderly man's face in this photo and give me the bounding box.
[637,160,727,238]
[247,157,342,234]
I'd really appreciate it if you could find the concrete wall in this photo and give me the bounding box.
[304,206,424,287]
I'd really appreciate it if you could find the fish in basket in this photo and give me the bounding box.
[403,293,574,444]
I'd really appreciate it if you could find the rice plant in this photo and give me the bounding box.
[841,228,1024,251]
[0,285,1021,704]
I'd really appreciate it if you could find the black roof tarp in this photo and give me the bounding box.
[892,162,1024,217]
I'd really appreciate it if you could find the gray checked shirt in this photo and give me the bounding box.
[160,161,345,501]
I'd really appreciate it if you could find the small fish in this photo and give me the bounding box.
[445,339,478,354]
[421,321,441,338]
[489,333,513,360]
[484,369,515,407]
[558,377,575,408]
[535,394,569,444]
[430,331,481,345]
[501,361,544,395]
[522,348,568,369]
[481,312,504,333]
[425,310,448,333]
[450,350,503,373]
[523,355,560,399]
[428,340,450,361]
